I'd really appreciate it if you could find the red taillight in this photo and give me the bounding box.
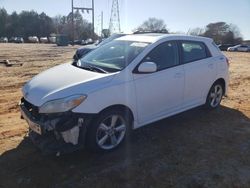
[226,57,230,67]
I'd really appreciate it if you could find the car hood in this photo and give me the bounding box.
[22,63,115,106]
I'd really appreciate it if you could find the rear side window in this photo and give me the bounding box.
[143,41,179,71]
[181,41,210,63]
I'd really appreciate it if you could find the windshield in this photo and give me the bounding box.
[77,40,150,73]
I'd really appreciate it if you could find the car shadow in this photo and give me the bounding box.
[1,105,250,188]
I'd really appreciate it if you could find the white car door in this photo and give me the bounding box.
[180,41,217,108]
[133,41,184,124]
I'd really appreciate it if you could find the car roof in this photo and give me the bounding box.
[116,33,213,43]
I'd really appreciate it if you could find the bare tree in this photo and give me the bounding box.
[203,22,243,44]
[53,11,97,40]
[187,27,204,36]
[135,17,168,32]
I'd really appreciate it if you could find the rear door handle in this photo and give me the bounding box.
[208,64,214,69]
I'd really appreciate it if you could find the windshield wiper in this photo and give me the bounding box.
[75,60,109,73]
[79,64,108,74]
[88,64,109,73]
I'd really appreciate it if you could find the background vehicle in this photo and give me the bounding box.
[0,37,8,43]
[8,37,24,43]
[85,38,94,44]
[56,35,69,46]
[20,34,229,154]
[227,44,250,52]
[218,44,234,51]
[15,37,24,43]
[40,37,48,43]
[9,37,16,43]
[28,36,39,43]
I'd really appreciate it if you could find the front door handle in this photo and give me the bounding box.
[174,72,183,78]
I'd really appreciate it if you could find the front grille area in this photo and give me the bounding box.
[21,97,40,119]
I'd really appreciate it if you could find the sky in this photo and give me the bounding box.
[1,0,250,39]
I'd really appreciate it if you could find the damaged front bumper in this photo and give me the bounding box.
[20,98,92,155]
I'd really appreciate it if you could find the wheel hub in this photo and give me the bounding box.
[106,128,115,136]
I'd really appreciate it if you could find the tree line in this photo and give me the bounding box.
[0,8,244,45]
[0,8,97,41]
[136,17,243,45]
[188,22,243,44]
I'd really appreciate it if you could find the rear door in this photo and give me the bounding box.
[180,40,216,108]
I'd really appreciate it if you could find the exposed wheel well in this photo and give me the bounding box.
[214,78,226,95]
[98,104,134,126]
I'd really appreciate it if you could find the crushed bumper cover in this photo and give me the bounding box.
[28,129,85,155]
[20,99,93,155]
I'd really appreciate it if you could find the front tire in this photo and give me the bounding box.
[86,109,130,152]
[205,82,224,109]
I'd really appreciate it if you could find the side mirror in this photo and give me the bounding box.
[137,62,157,73]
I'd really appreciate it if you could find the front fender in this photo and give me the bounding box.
[72,80,138,124]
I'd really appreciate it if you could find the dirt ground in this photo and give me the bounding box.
[0,43,250,188]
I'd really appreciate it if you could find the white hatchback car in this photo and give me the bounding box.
[227,44,250,52]
[20,34,229,154]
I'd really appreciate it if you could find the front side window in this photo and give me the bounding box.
[181,41,210,63]
[142,41,179,71]
[78,40,149,73]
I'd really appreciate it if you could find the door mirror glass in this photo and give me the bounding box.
[137,62,157,73]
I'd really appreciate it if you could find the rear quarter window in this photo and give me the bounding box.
[212,42,221,51]
[181,41,211,63]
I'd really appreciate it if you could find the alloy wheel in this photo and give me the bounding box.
[209,84,223,108]
[96,115,126,150]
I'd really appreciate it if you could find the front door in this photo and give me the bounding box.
[133,41,184,124]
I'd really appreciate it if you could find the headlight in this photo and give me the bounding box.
[39,95,87,113]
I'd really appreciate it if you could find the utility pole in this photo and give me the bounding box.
[101,11,103,35]
[71,0,74,43]
[92,0,95,34]
[71,0,95,42]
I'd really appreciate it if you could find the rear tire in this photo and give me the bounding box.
[86,109,131,152]
[205,82,224,109]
